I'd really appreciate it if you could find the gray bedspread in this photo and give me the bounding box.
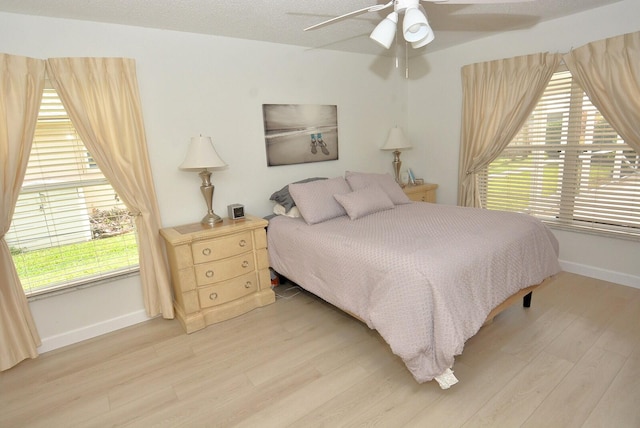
[267,203,561,384]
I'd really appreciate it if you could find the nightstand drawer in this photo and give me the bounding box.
[192,231,253,264]
[194,252,255,286]
[198,272,258,308]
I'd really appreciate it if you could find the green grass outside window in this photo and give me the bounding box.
[11,232,139,294]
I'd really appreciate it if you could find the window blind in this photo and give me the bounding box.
[479,70,640,239]
[7,86,139,296]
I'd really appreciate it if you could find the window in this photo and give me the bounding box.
[479,69,640,239]
[7,86,139,297]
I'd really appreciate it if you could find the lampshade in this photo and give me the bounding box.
[179,136,227,170]
[403,7,429,43]
[381,126,412,151]
[370,12,398,49]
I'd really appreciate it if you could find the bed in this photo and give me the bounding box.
[267,172,561,388]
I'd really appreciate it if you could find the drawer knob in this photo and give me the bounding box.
[239,239,247,247]
[206,270,214,278]
[209,292,218,300]
[202,248,212,256]
[244,281,252,289]
[241,260,249,268]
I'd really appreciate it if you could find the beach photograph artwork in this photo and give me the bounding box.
[263,104,338,166]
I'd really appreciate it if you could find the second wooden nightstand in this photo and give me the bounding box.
[403,183,438,203]
[160,215,275,333]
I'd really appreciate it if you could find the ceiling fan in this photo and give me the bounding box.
[304,0,536,50]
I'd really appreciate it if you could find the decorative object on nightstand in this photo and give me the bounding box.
[179,135,227,225]
[381,126,412,185]
[403,183,438,203]
[407,168,416,185]
[160,215,275,333]
[227,203,245,220]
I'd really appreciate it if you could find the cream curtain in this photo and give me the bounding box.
[458,52,562,207]
[563,31,640,154]
[46,58,174,319]
[0,54,45,371]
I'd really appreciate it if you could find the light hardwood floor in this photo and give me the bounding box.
[1,272,639,427]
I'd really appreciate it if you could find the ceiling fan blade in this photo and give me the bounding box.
[304,1,394,32]
[426,0,535,3]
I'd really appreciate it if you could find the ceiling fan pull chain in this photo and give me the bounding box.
[395,25,400,69]
[405,41,410,79]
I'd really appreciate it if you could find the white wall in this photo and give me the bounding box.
[0,12,406,352]
[407,0,640,289]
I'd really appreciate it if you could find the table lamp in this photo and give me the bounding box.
[381,126,412,185]
[179,136,227,225]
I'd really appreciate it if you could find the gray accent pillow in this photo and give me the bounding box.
[269,177,327,211]
[289,176,351,225]
[334,185,395,220]
[345,171,411,205]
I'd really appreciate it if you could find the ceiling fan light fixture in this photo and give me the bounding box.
[402,6,428,42]
[411,25,435,48]
[369,11,398,49]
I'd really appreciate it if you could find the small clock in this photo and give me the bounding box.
[227,203,245,220]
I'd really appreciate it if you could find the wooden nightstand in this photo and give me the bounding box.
[403,183,438,203]
[160,215,275,333]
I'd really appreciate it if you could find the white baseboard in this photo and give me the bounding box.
[37,310,152,354]
[559,260,640,290]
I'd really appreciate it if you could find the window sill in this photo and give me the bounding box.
[546,221,640,242]
[26,267,140,302]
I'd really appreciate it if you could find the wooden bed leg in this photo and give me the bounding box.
[523,291,532,308]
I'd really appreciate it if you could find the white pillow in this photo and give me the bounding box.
[334,185,395,220]
[289,176,351,225]
[273,203,301,218]
[345,171,411,205]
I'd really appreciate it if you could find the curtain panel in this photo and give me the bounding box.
[1,54,174,371]
[458,52,562,207]
[0,54,45,371]
[46,57,174,319]
[563,31,640,154]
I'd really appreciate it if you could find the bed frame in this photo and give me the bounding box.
[482,276,553,326]
[276,273,554,329]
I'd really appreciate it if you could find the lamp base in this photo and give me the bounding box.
[201,212,223,225]
[392,150,402,185]
[198,169,223,225]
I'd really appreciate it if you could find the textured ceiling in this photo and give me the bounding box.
[0,0,623,56]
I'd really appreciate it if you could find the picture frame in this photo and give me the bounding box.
[263,104,339,166]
